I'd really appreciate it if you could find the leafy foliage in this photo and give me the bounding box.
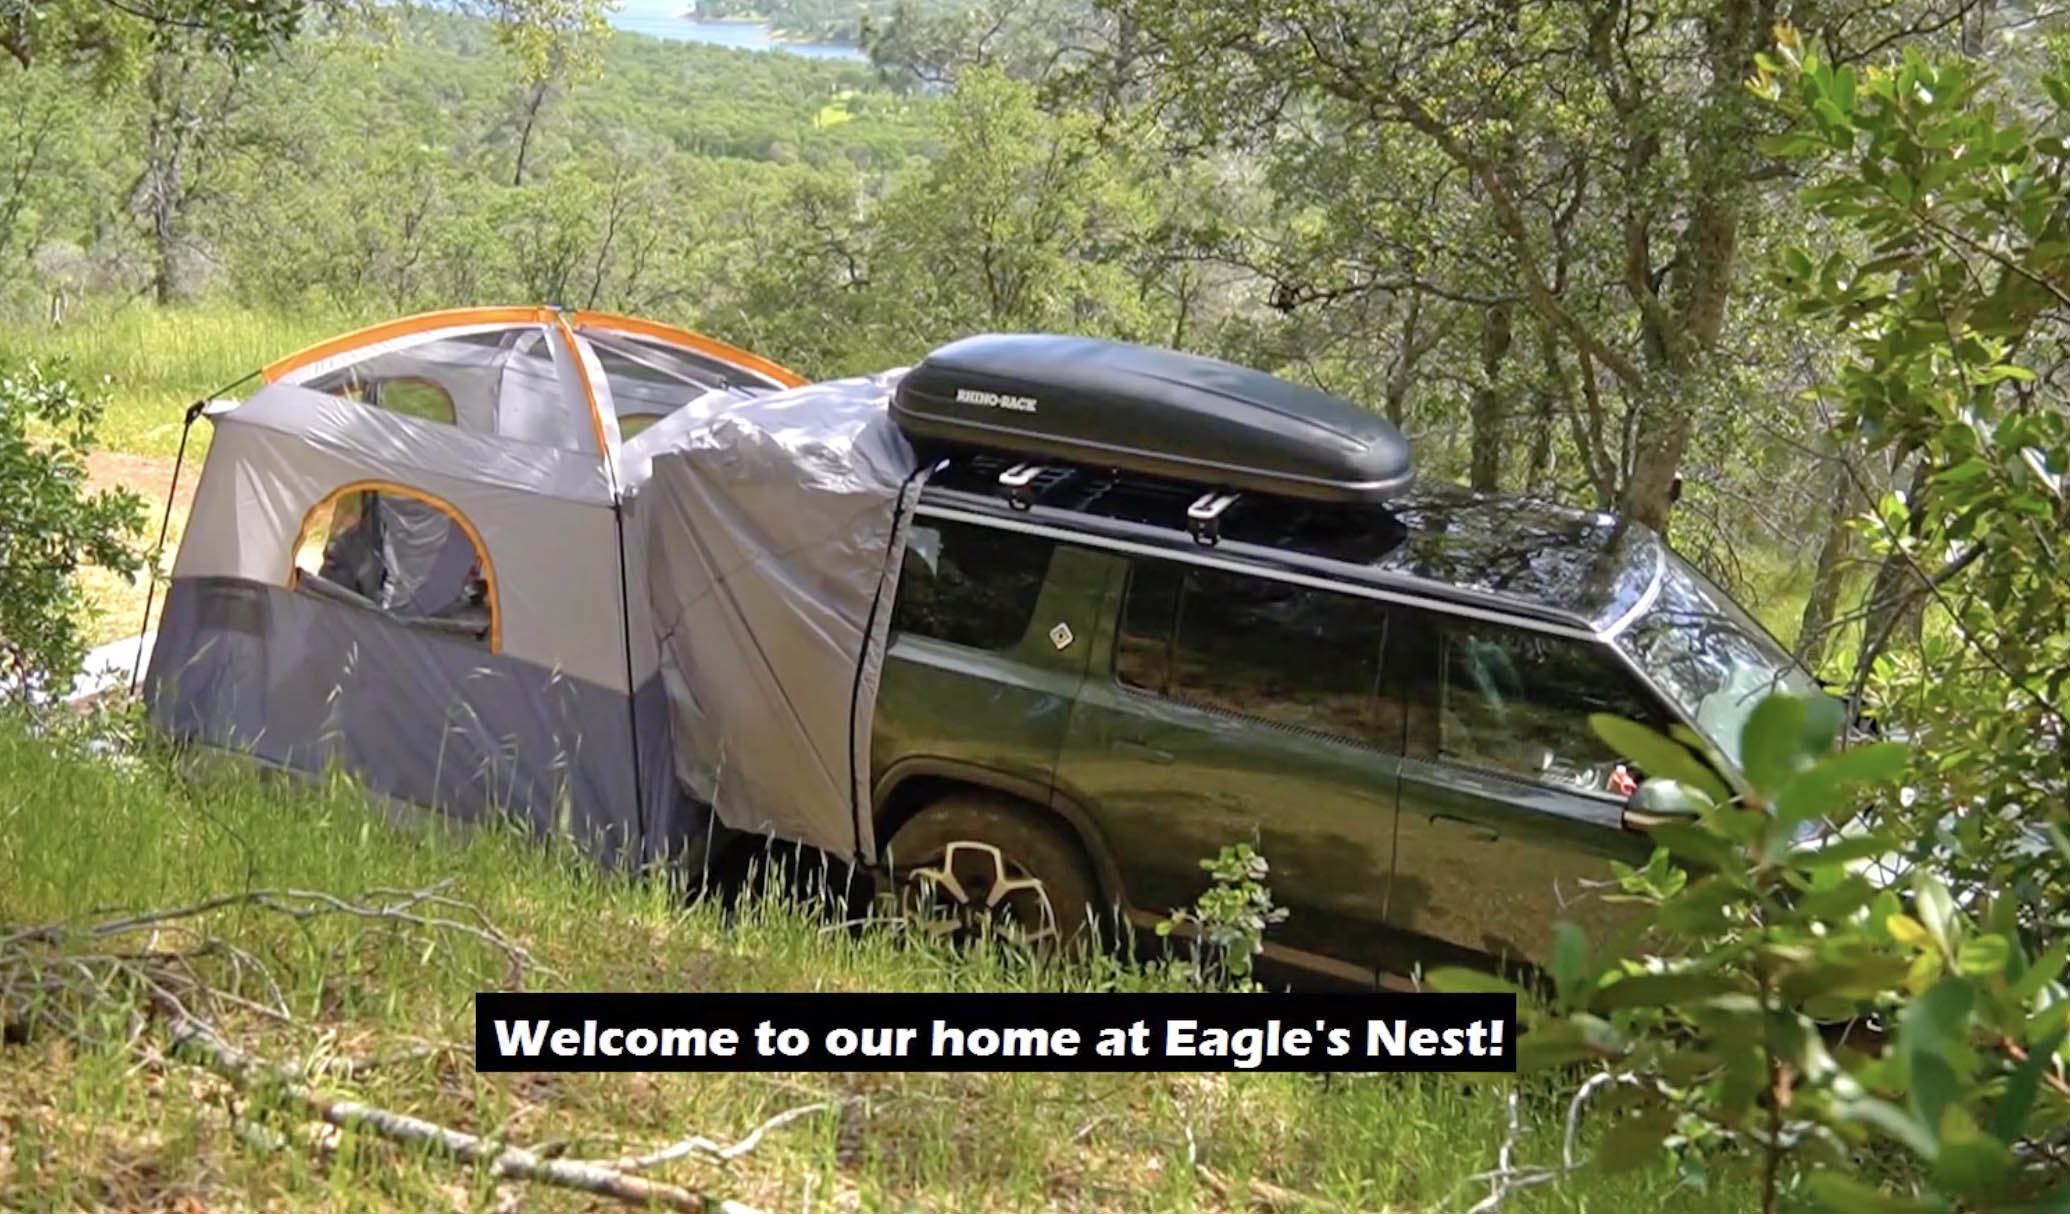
[1755,27,2070,967]
[0,362,144,698]
[1157,842,1288,990]
[1438,693,2069,1211]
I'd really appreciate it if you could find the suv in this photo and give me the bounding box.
[860,335,1825,989]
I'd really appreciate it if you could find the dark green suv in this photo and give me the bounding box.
[861,334,1824,988]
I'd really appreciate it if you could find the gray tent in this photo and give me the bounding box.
[146,308,920,868]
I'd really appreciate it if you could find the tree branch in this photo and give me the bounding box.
[167,1013,763,1214]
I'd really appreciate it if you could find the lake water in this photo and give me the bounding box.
[608,0,869,61]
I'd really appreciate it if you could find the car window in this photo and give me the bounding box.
[890,520,1053,651]
[1423,618,1666,795]
[1117,559,1395,749]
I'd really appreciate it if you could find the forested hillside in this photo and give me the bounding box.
[3,0,2069,1209]
[7,0,2046,669]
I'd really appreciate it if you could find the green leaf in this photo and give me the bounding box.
[1551,923,1588,1006]
[1774,742,1909,826]
[1781,954,1913,1003]
[1934,1105,2017,1197]
[1589,714,1731,804]
[1994,1026,2068,1144]
[1591,971,1744,1011]
[1649,822,1743,873]
[1912,1051,1960,1141]
[1908,977,1978,1051]
[1807,1172,1947,1212]
[1795,874,1880,921]
[1830,1096,1940,1162]
[1658,875,1752,935]
[1956,934,2011,977]
[1792,833,1905,868]
[1516,1017,1623,1070]
[1800,693,1847,757]
[1596,1108,1676,1174]
[1739,695,1810,796]
[2009,937,2069,1002]
[1915,874,1958,955]
[1426,967,1529,998]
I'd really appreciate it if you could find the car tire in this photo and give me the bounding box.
[883,794,1105,950]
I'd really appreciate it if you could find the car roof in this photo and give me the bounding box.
[1370,483,1665,633]
[917,462,1667,635]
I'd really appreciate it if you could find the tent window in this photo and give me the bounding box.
[290,484,499,650]
[319,372,461,426]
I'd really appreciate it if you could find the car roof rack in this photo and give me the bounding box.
[927,451,1412,564]
[892,334,1416,538]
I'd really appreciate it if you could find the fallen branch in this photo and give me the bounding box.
[1453,1072,1642,1213]
[167,1012,761,1214]
[589,1101,834,1173]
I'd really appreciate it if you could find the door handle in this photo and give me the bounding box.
[1115,737,1175,765]
[1429,812,1500,843]
[1622,808,1678,833]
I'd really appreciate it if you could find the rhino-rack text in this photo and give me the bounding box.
[954,387,1039,412]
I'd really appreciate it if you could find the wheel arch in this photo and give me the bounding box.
[870,758,1128,912]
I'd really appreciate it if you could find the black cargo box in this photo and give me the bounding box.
[892,334,1414,504]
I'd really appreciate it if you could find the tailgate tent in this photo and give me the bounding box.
[145,307,809,867]
[625,374,921,864]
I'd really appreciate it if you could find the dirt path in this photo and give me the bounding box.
[81,451,197,645]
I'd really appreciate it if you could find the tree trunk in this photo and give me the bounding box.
[1857,455,1934,673]
[1618,389,1693,532]
[1794,451,1860,669]
[1469,301,1513,491]
[1381,287,1423,427]
[140,58,191,306]
[1524,378,1556,494]
[512,80,550,187]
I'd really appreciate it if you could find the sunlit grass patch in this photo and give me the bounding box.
[17,300,368,458]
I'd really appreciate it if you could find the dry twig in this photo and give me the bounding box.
[586,1101,835,1173]
[167,1013,763,1214]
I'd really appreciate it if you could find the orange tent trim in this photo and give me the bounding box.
[552,315,616,462]
[575,310,808,389]
[263,306,554,384]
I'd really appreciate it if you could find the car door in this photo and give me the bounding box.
[1051,552,1404,982]
[872,516,1100,805]
[1385,606,1668,974]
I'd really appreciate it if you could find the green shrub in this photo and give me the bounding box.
[0,362,147,702]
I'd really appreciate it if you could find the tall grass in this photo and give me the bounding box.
[16,300,369,457]
[0,716,1756,1211]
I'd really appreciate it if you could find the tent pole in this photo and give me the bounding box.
[612,497,649,870]
[130,372,258,696]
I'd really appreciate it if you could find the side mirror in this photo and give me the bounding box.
[1621,778,1704,833]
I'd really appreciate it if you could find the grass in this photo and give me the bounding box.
[0,715,1758,1211]
[18,299,368,459]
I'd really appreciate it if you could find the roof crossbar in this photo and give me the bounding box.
[1187,491,1241,546]
[998,462,1051,510]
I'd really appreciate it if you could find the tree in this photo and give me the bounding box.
[865,66,1159,346]
[1760,27,2070,945]
[0,363,144,701]
[1,0,609,87]
[1085,0,1996,532]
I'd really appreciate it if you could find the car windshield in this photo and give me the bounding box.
[1614,553,1829,771]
